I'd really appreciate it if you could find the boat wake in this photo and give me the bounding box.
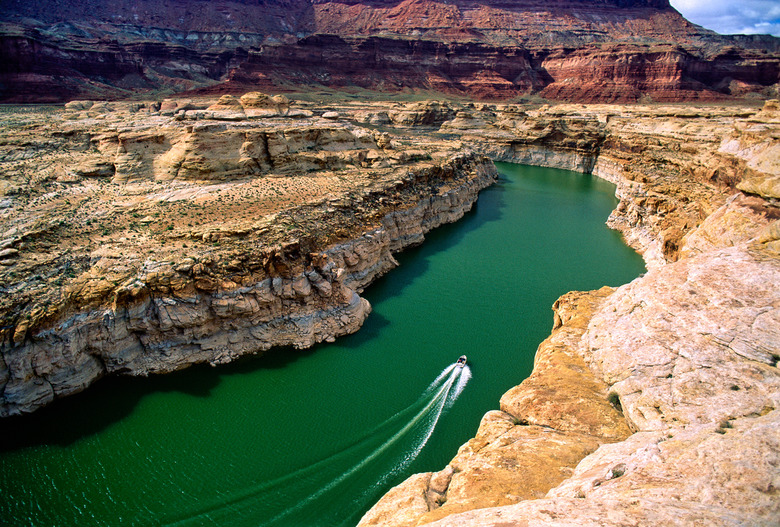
[162,360,472,526]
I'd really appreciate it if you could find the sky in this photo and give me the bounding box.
[670,0,780,36]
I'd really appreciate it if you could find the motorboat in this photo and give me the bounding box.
[456,355,467,368]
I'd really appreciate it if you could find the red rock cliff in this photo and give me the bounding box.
[0,0,778,102]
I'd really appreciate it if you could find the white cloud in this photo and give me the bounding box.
[669,0,780,36]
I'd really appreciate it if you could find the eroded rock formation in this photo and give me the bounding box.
[0,96,497,415]
[1,95,778,524]
[1,0,778,102]
[359,99,780,525]
[366,233,779,526]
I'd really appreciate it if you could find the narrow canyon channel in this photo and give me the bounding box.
[1,163,646,526]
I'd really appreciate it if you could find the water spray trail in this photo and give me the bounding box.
[163,372,454,526]
[163,362,467,526]
[264,367,461,526]
[373,367,465,489]
[446,365,471,409]
[428,365,456,392]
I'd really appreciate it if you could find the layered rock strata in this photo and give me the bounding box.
[364,233,780,527]
[359,100,780,525]
[2,96,778,524]
[222,37,779,103]
[1,0,778,102]
[0,96,496,416]
[359,287,634,526]
[437,101,780,268]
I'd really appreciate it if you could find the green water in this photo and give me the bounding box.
[0,163,646,527]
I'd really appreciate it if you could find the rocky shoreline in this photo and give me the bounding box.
[360,100,780,526]
[1,96,778,525]
[0,96,498,416]
[361,236,780,526]
[2,153,495,416]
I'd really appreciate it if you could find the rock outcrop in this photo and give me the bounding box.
[359,100,780,525]
[360,287,634,526]
[0,97,497,416]
[375,235,779,527]
[2,95,778,524]
[439,101,779,268]
[1,0,778,102]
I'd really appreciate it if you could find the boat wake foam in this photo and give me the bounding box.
[163,360,471,526]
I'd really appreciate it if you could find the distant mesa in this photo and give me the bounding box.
[0,0,778,102]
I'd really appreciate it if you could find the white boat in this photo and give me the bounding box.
[456,355,467,368]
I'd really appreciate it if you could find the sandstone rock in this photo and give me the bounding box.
[240,92,291,117]
[64,100,94,111]
[203,95,246,120]
[2,98,779,527]
[358,473,433,526]
[3,0,779,104]
[755,99,780,120]
[752,219,780,257]
[208,95,242,111]
[360,288,632,527]
[0,106,497,416]
[0,248,19,259]
[363,102,780,525]
[389,102,456,127]
[423,412,780,527]
[678,194,769,258]
[440,110,491,132]
[737,174,780,199]
[389,215,780,526]
[87,102,112,116]
[369,112,391,125]
[66,158,115,179]
[500,290,632,442]
[583,244,780,431]
[374,132,392,149]
[238,92,271,108]
[56,173,80,183]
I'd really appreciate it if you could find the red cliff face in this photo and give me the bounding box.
[536,45,780,103]
[0,0,778,102]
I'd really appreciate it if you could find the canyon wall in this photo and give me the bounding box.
[1,95,778,523]
[359,100,780,525]
[223,37,778,102]
[0,97,497,416]
[1,0,778,102]
[1,164,493,415]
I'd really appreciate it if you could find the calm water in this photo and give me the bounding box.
[0,163,645,526]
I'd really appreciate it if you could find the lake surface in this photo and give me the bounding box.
[0,163,646,526]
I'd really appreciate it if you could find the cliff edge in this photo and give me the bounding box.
[1,0,778,102]
[359,101,780,525]
[0,96,497,416]
[1,96,778,524]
